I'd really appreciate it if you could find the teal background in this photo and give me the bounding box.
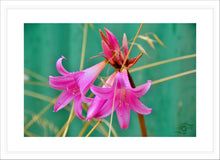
[24,23,196,137]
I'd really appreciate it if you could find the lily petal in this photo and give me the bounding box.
[127,53,143,68]
[99,29,109,46]
[116,104,131,129]
[131,80,151,98]
[102,40,112,59]
[90,85,113,99]
[87,72,117,120]
[104,28,120,51]
[74,98,85,120]
[81,96,93,103]
[50,57,107,119]
[104,71,117,88]
[121,69,132,88]
[114,50,123,66]
[54,90,75,112]
[87,97,106,120]
[102,40,115,64]
[49,73,80,90]
[130,98,152,115]
[122,33,128,55]
[113,71,130,89]
[94,99,116,119]
[56,56,70,75]
[78,61,107,94]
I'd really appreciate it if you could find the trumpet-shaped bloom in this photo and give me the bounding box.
[100,28,143,69]
[86,72,117,121]
[90,69,152,129]
[49,56,106,119]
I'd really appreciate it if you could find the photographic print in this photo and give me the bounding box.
[24,23,196,137]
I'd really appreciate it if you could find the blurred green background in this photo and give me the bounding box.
[24,23,196,137]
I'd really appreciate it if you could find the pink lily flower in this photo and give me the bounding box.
[86,72,117,121]
[49,56,106,119]
[100,28,143,69]
[90,69,152,129]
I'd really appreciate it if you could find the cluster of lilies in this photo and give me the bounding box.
[49,28,152,129]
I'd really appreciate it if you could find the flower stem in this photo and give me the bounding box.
[86,119,102,137]
[102,119,118,137]
[62,104,75,137]
[78,121,92,137]
[127,71,148,137]
[56,113,76,137]
[137,114,148,137]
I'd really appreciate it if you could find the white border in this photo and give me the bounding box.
[1,0,219,159]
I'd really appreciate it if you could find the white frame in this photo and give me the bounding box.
[0,0,219,159]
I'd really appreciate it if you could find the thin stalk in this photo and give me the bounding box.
[79,23,88,71]
[24,81,50,87]
[121,23,144,69]
[86,119,102,137]
[130,54,196,73]
[24,90,53,102]
[24,130,40,137]
[96,123,109,137]
[62,104,75,137]
[24,68,48,82]
[151,69,196,86]
[78,121,92,137]
[127,71,148,137]
[24,98,57,131]
[83,118,118,137]
[102,119,118,137]
[78,120,108,137]
[56,114,76,137]
[108,75,118,137]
